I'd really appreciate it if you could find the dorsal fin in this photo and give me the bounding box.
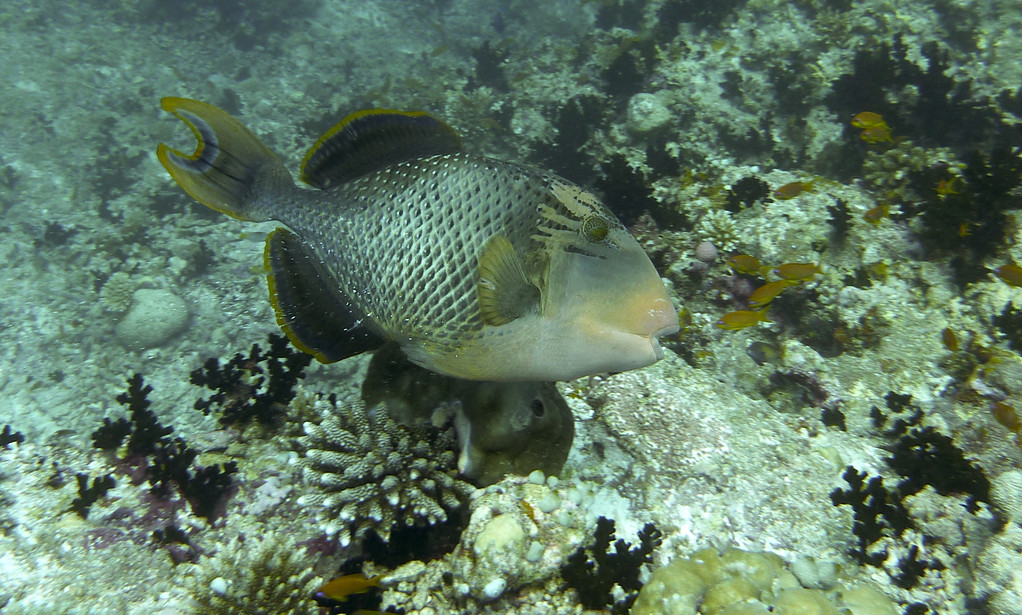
[300,109,463,189]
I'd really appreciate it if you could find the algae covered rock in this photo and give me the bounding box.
[114,288,189,349]
[632,547,898,615]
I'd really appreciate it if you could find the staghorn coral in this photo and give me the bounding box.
[294,397,474,546]
[178,534,321,615]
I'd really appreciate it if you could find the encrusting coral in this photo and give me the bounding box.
[294,397,474,546]
[177,534,321,615]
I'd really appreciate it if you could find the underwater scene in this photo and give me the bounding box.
[1,0,1021,613]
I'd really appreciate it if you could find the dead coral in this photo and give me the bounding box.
[294,397,474,546]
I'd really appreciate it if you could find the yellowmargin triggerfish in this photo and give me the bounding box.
[157,98,679,381]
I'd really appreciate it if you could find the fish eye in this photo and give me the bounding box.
[580,215,609,243]
[530,398,545,417]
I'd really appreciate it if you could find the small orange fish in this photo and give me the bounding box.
[863,203,890,225]
[717,309,770,330]
[859,123,893,144]
[935,177,959,197]
[772,181,814,200]
[941,327,958,352]
[992,401,1021,432]
[773,262,822,282]
[728,253,765,276]
[748,279,800,309]
[317,573,380,602]
[994,263,1022,287]
[850,111,885,128]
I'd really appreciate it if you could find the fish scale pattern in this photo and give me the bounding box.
[298,153,558,348]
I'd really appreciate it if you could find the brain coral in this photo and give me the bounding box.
[294,397,474,546]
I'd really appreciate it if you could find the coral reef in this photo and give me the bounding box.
[91,374,238,522]
[190,333,313,429]
[176,534,321,615]
[294,396,474,546]
[632,546,901,615]
[4,0,1022,612]
[560,516,662,614]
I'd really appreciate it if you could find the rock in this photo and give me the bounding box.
[115,288,189,349]
[627,92,673,135]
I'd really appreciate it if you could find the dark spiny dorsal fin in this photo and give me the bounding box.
[300,109,462,189]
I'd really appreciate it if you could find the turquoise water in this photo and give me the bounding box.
[1,0,1020,612]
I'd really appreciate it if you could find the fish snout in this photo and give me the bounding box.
[648,297,681,336]
[646,298,679,359]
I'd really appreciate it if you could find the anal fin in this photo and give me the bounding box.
[265,228,384,362]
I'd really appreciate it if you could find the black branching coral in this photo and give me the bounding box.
[879,393,992,512]
[832,392,995,585]
[829,466,913,566]
[1,424,24,449]
[91,373,172,456]
[147,437,238,521]
[905,146,1022,289]
[190,333,312,428]
[994,302,1022,352]
[561,516,662,614]
[68,472,116,519]
[91,373,238,522]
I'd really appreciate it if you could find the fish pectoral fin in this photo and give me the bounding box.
[265,228,385,362]
[476,235,540,326]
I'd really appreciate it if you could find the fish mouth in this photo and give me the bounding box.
[650,335,665,360]
[648,321,679,361]
[652,321,680,338]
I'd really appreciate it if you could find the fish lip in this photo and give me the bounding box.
[648,322,678,361]
[652,322,680,338]
[651,336,664,360]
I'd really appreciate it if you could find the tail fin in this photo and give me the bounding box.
[157,97,288,221]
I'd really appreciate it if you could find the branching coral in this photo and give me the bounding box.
[68,473,116,519]
[178,534,321,615]
[1,424,24,448]
[191,333,313,428]
[561,516,662,614]
[91,374,238,522]
[294,398,474,546]
[98,271,136,313]
[696,208,739,252]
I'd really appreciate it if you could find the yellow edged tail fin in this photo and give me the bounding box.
[157,97,287,221]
